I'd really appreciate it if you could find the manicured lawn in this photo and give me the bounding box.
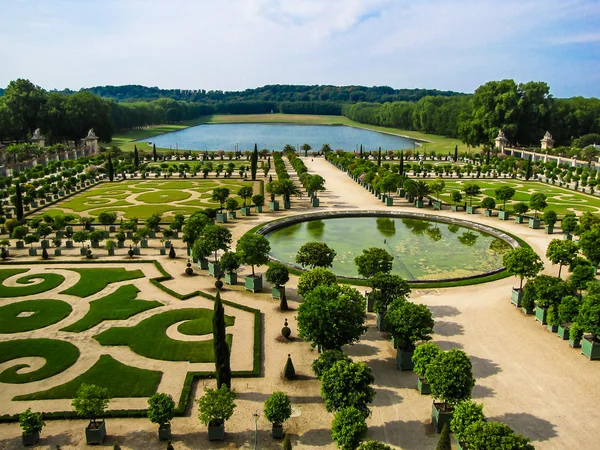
[0,339,80,383]
[61,284,162,332]
[136,190,192,204]
[94,308,233,363]
[0,269,66,298]
[60,268,145,297]
[0,300,72,333]
[433,179,600,216]
[15,355,162,400]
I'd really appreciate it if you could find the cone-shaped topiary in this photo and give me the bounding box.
[169,245,176,259]
[42,247,49,260]
[436,423,451,450]
[284,354,295,380]
[282,434,292,450]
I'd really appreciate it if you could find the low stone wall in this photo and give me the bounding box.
[256,210,519,284]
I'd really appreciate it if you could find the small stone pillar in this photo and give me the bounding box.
[30,128,45,148]
[495,130,508,153]
[83,129,99,154]
[541,131,554,151]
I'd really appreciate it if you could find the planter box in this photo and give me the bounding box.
[28,248,37,256]
[65,241,74,249]
[564,233,573,241]
[522,307,534,315]
[376,311,386,331]
[396,348,414,371]
[216,213,228,223]
[245,275,263,293]
[417,377,431,395]
[164,240,171,248]
[535,306,548,325]
[54,249,62,256]
[515,216,525,224]
[484,209,493,217]
[225,272,237,285]
[158,423,171,441]
[511,288,523,307]
[431,402,453,434]
[581,337,600,360]
[272,424,284,439]
[241,206,251,216]
[140,239,148,248]
[432,200,442,210]
[547,324,558,333]
[385,197,394,206]
[85,420,106,445]
[16,241,25,249]
[208,422,225,441]
[272,286,285,299]
[160,248,166,255]
[208,261,223,278]
[133,247,140,255]
[466,206,477,214]
[570,339,581,348]
[107,249,115,256]
[270,201,280,211]
[558,325,570,340]
[366,292,374,312]
[254,205,263,213]
[91,241,100,249]
[22,431,39,446]
[529,218,541,229]
[228,211,236,219]
[109,225,116,232]
[41,239,49,249]
[284,201,291,209]
[117,241,125,248]
[545,225,554,234]
[197,257,209,270]
[451,205,459,212]
[398,188,406,198]
[414,200,424,208]
[79,248,87,256]
[500,209,509,220]
[312,197,320,207]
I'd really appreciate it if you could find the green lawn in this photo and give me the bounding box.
[60,268,145,297]
[61,285,162,332]
[0,300,72,333]
[15,355,162,400]
[0,269,66,297]
[0,339,80,383]
[94,308,233,363]
[433,179,600,216]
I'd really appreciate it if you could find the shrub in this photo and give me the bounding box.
[263,391,292,426]
[412,342,442,379]
[72,384,110,424]
[427,349,475,410]
[197,385,236,426]
[282,434,292,450]
[384,301,434,351]
[357,442,393,450]
[147,393,175,426]
[312,350,352,380]
[450,400,485,443]
[331,407,368,450]
[284,354,295,380]
[321,360,375,418]
[297,267,337,297]
[463,420,534,450]
[19,408,45,435]
[266,262,290,287]
[436,423,451,450]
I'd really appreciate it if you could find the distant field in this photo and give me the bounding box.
[108,114,464,156]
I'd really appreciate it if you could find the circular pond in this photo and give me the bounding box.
[262,213,515,281]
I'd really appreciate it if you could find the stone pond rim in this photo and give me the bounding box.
[255,210,521,285]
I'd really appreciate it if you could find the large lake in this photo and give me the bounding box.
[139,123,416,152]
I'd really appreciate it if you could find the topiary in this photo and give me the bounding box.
[284,354,295,380]
[436,423,451,450]
[357,441,393,450]
[168,245,176,259]
[263,391,292,426]
[282,434,292,450]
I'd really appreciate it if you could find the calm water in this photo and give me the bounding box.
[139,123,415,152]
[265,217,511,280]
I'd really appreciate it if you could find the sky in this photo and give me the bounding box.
[1,0,599,98]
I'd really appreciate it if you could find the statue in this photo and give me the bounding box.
[85,129,97,139]
[543,131,552,140]
[31,128,42,140]
[497,130,506,139]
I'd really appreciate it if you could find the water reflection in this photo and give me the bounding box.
[306,220,325,239]
[376,218,396,238]
[458,231,478,247]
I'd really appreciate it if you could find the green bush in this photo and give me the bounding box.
[427,349,475,409]
[331,407,368,450]
[450,400,485,443]
[436,423,451,450]
[312,350,352,380]
[263,391,292,425]
[297,267,337,297]
[412,342,442,379]
[284,354,296,380]
[197,385,236,426]
[19,408,45,435]
[72,384,111,423]
[147,393,176,425]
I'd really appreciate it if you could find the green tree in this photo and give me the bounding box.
[182,211,211,247]
[237,186,254,207]
[577,294,600,340]
[263,391,292,426]
[134,145,139,168]
[503,247,544,290]
[295,242,337,269]
[72,384,110,425]
[355,247,393,278]
[463,184,481,207]
[578,227,600,266]
[357,441,393,450]
[197,385,236,426]
[14,182,24,221]
[301,143,312,157]
[297,267,337,297]
[98,211,118,231]
[211,187,230,213]
[370,273,411,311]
[412,342,442,380]
[19,407,45,436]
[558,295,581,329]
[200,225,232,263]
[219,251,240,275]
[265,261,290,288]
[430,178,446,201]
[106,154,114,182]
[278,179,303,204]
[147,393,175,427]
[322,360,375,418]
[529,192,547,219]
[153,143,157,162]
[406,179,431,201]
[463,421,534,450]
[513,202,529,217]
[297,284,366,350]
[436,423,451,450]
[384,301,434,351]
[546,239,579,277]
[481,197,496,210]
[236,233,270,276]
[427,349,475,410]
[213,292,231,389]
[331,407,368,450]
[450,400,486,443]
[312,350,352,380]
[307,174,326,198]
[250,143,258,180]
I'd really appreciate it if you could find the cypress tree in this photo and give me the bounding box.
[436,423,451,450]
[454,145,458,162]
[525,155,532,180]
[251,143,258,181]
[134,145,139,168]
[14,182,23,222]
[359,144,363,159]
[377,147,382,167]
[399,152,404,175]
[107,154,114,182]
[213,291,231,389]
[153,143,157,162]
[486,147,491,165]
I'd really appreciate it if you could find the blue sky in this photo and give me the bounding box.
[1,0,599,97]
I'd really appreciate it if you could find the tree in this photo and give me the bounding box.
[312,350,352,380]
[213,292,231,389]
[266,180,282,202]
[297,284,366,350]
[427,349,475,410]
[201,225,232,263]
[98,212,117,231]
[406,180,431,201]
[153,143,157,162]
[197,385,236,426]
[182,211,210,247]
[513,202,529,218]
[481,197,496,210]
[236,232,270,277]
[301,143,312,157]
[106,154,114,182]
[295,242,337,269]
[503,247,544,290]
[412,342,442,380]
[450,400,486,443]
[237,186,254,207]
[265,262,289,288]
[321,360,375,417]
[263,391,292,426]
[134,145,139,168]
[576,294,600,341]
[436,423,451,450]
[570,263,597,293]
[355,247,393,278]
[225,197,238,213]
[463,184,481,207]
[370,273,411,311]
[578,227,600,267]
[377,147,382,166]
[529,192,547,219]
[524,156,532,180]
[558,295,581,329]
[250,143,259,180]
[399,151,404,175]
[19,408,45,437]
[147,393,175,427]
[297,267,337,297]
[430,178,446,201]
[385,301,434,351]
[463,421,534,450]
[284,354,296,379]
[358,442,393,450]
[451,190,462,206]
[331,407,368,450]
[546,239,579,277]
[307,174,326,198]
[72,384,110,425]
[211,187,230,213]
[278,179,303,204]
[378,172,401,197]
[73,230,89,248]
[220,251,240,275]
[282,434,292,450]
[14,182,24,222]
[543,210,558,228]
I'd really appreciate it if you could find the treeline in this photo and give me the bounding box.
[51,84,464,104]
[343,80,600,147]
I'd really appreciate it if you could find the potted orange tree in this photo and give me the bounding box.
[198,385,236,441]
[412,342,442,395]
[503,247,544,307]
[266,262,290,300]
[147,393,176,441]
[19,408,45,446]
[72,384,110,445]
[264,391,292,439]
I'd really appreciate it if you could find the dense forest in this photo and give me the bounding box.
[0,79,598,149]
